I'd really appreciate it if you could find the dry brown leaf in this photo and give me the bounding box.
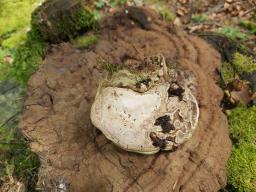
[236,5,243,11]
[179,0,190,4]
[174,17,182,26]
[188,24,203,33]
[224,2,230,10]
[239,10,245,17]
[176,9,185,16]
[228,79,253,105]
[208,13,217,20]
[226,0,233,3]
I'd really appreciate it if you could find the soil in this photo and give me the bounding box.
[20,7,232,192]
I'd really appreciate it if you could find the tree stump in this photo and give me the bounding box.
[20,7,232,192]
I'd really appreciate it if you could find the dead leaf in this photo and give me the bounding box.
[228,79,253,105]
[174,17,182,26]
[224,2,230,10]
[176,9,185,16]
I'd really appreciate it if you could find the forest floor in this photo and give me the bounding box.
[0,0,255,191]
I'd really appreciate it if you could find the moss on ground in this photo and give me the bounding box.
[239,9,256,35]
[221,62,236,83]
[0,0,47,85]
[0,49,12,81]
[232,53,256,74]
[0,0,45,83]
[101,60,119,76]
[227,106,256,192]
[0,83,40,191]
[191,14,208,23]
[239,20,256,35]
[220,50,256,191]
[10,28,48,86]
[218,27,247,40]
[228,142,256,192]
[0,132,40,190]
[0,0,43,49]
[72,34,98,49]
[158,4,176,22]
[220,52,256,86]
[228,106,256,145]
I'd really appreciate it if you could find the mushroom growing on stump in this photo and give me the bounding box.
[20,6,232,191]
[90,55,199,154]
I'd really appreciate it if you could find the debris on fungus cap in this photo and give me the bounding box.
[90,55,199,154]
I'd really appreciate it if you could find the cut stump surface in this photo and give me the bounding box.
[20,7,232,192]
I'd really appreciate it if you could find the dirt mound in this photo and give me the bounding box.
[20,7,231,192]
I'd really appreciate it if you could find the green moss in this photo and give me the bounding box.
[30,0,101,43]
[0,49,12,80]
[135,73,148,84]
[228,142,256,192]
[218,27,247,40]
[191,14,208,23]
[232,52,256,73]
[228,106,256,144]
[72,34,98,48]
[239,20,256,35]
[95,0,105,9]
[102,61,119,76]
[0,0,46,85]
[0,0,43,48]
[56,6,100,41]
[10,28,48,86]
[0,127,40,190]
[0,85,40,190]
[108,70,138,87]
[238,44,250,53]
[68,6,100,32]
[9,142,40,180]
[220,52,256,85]
[227,106,256,192]
[159,5,176,22]
[0,127,14,150]
[0,1,43,186]
[221,62,236,83]
[1,30,27,49]
[222,55,256,191]
[0,126,40,179]
[110,0,127,7]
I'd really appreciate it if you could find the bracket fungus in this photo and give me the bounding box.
[91,55,199,154]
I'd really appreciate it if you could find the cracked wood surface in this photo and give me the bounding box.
[20,7,232,192]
